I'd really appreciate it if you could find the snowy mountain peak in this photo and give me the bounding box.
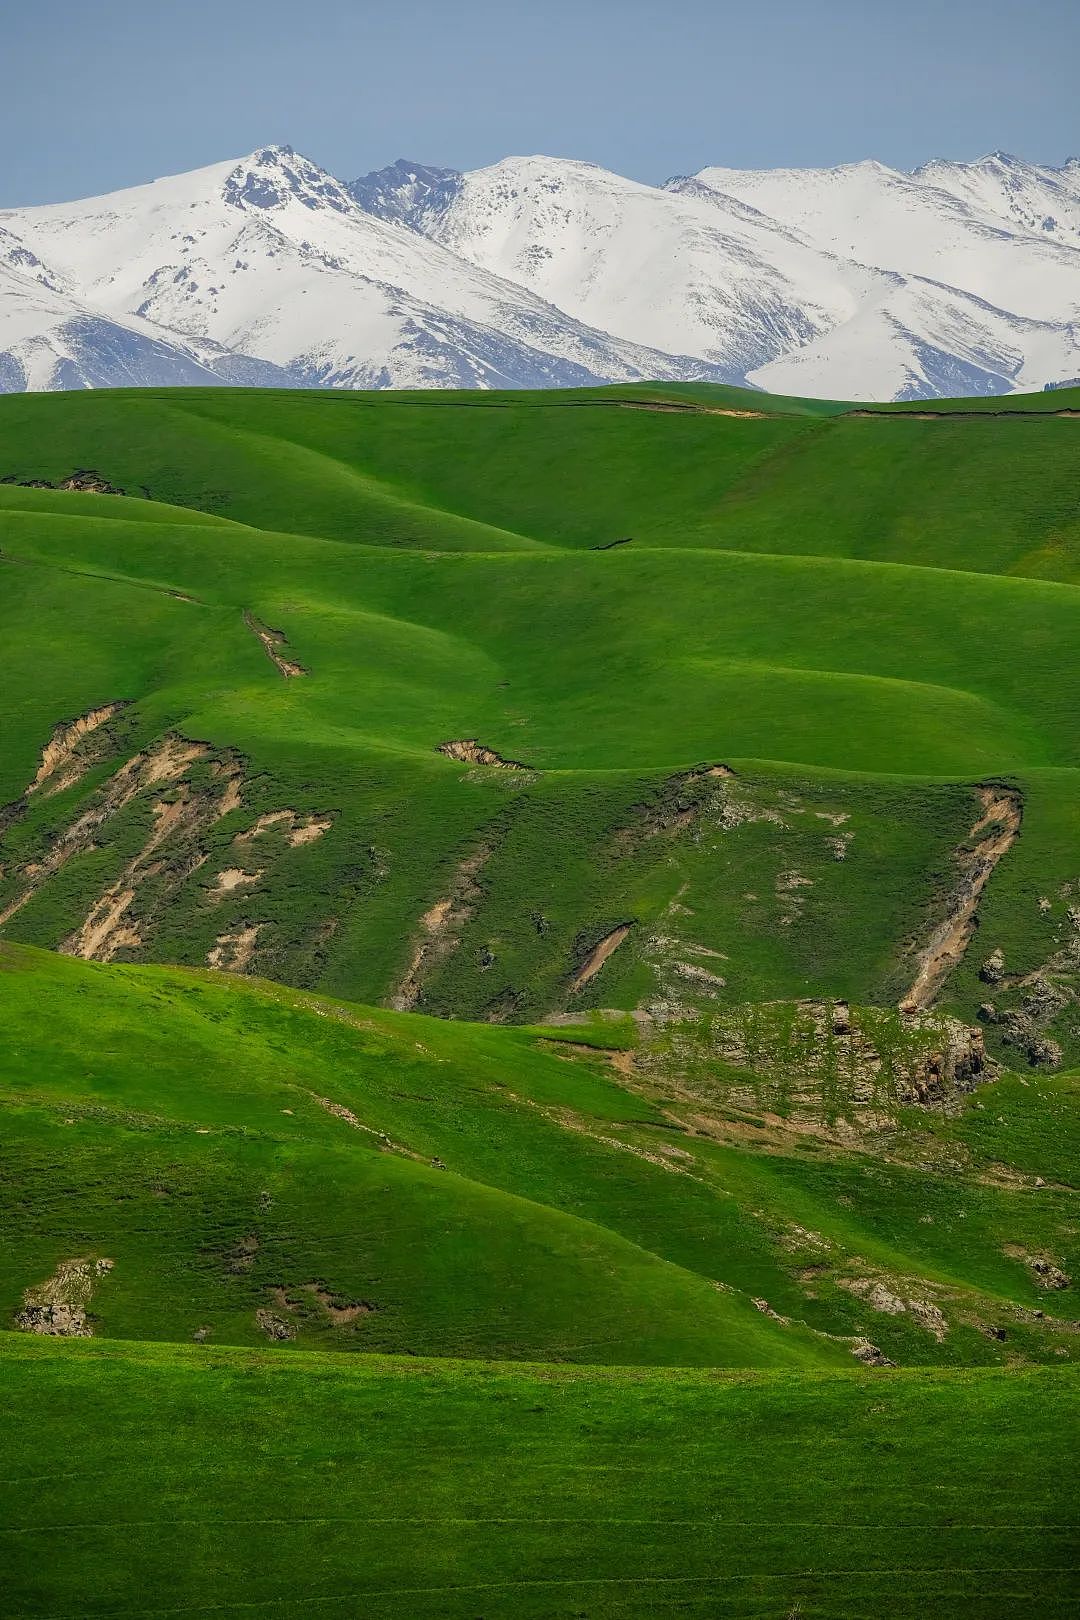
[221,146,356,216]
[348,158,463,229]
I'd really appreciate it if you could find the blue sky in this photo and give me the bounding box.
[4,0,1075,205]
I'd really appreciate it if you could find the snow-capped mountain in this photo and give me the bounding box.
[689,157,1080,328]
[348,159,463,232]
[0,147,731,394]
[381,155,886,382]
[0,224,299,391]
[1,145,1077,400]
[914,153,1080,253]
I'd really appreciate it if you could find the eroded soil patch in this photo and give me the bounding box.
[437,739,531,770]
[208,925,266,973]
[900,785,1022,1012]
[569,923,635,995]
[236,809,332,847]
[26,703,129,799]
[0,733,223,943]
[1,469,126,494]
[612,765,742,856]
[244,611,307,678]
[209,866,263,900]
[846,408,1080,421]
[1,712,339,968]
[271,1283,377,1326]
[1,702,131,839]
[391,844,491,1011]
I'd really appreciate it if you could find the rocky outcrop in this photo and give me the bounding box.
[15,1257,114,1337]
[640,998,996,1131]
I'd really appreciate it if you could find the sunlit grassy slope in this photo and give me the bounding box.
[2,943,1077,1369]
[2,383,1079,1616]
[2,933,1079,1616]
[1,382,1079,1045]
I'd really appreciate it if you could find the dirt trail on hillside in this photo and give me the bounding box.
[307,1091,423,1161]
[900,785,1023,1012]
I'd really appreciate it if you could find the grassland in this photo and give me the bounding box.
[1,381,1078,1615]
[2,943,1076,1370]
[3,1335,1076,1620]
[1,384,1078,1052]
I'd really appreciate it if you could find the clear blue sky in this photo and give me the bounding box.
[4,0,1075,205]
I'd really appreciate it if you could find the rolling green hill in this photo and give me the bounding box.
[1,386,1078,1045]
[4,943,1076,1370]
[1,382,1078,1616]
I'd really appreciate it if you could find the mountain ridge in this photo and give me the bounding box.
[1,144,1077,399]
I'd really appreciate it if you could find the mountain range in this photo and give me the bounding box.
[1,145,1077,399]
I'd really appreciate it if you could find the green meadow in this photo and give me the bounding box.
[3,1336,1076,1620]
[1,381,1077,1615]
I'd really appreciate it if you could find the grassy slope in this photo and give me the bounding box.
[2,944,1076,1371]
[0,945,832,1369]
[2,1336,1076,1620]
[2,384,1079,1617]
[1,386,1078,1056]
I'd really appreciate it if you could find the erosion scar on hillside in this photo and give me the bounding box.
[569,922,635,995]
[438,739,530,770]
[244,612,307,678]
[900,785,1022,1013]
[391,844,491,1010]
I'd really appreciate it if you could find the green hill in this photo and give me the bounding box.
[3,942,1076,1369]
[1,382,1078,1615]
[1,386,1078,1051]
